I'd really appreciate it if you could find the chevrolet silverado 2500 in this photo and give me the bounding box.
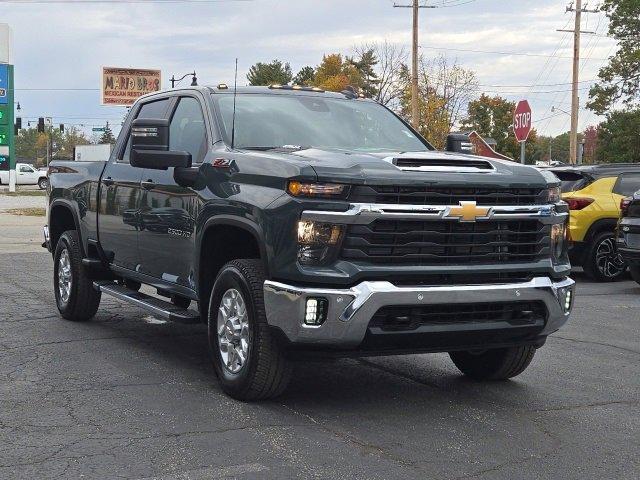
[45,85,575,400]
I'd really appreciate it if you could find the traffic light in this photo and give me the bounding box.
[0,104,8,125]
[37,117,45,133]
[59,123,64,133]
[15,117,21,129]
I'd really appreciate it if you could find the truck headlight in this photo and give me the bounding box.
[288,181,348,198]
[551,223,567,260]
[544,186,561,204]
[297,220,344,265]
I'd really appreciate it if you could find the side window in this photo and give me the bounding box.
[20,165,32,173]
[170,97,207,164]
[118,98,171,163]
[614,173,640,197]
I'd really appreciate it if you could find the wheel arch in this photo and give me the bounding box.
[583,218,618,244]
[196,216,268,321]
[49,199,83,256]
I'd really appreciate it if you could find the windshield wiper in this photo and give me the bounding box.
[242,145,309,152]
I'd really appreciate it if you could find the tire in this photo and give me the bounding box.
[629,266,640,285]
[38,177,49,190]
[449,345,536,380]
[53,230,101,321]
[208,259,291,401]
[583,231,627,282]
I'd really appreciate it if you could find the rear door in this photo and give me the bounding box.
[136,94,208,289]
[98,97,172,271]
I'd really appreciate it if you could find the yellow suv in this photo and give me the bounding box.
[550,165,640,281]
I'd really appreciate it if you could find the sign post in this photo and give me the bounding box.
[0,24,14,191]
[513,100,532,165]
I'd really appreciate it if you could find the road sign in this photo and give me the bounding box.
[92,127,106,132]
[0,64,8,105]
[513,100,532,143]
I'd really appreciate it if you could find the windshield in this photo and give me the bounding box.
[212,93,431,153]
[552,171,590,193]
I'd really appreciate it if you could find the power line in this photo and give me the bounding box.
[418,44,607,61]
[2,0,251,3]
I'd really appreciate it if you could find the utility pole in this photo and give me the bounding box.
[394,1,433,129]
[561,1,598,164]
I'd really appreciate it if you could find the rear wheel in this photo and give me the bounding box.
[53,230,101,321]
[583,231,626,282]
[38,177,49,190]
[449,345,536,380]
[208,259,291,401]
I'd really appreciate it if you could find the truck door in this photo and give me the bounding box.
[137,95,206,290]
[98,97,172,271]
[17,164,38,185]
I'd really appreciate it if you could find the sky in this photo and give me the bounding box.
[2,0,618,140]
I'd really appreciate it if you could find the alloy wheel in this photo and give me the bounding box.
[57,249,72,303]
[217,288,250,374]
[595,237,625,279]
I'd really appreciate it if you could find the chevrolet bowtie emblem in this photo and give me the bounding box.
[446,201,491,222]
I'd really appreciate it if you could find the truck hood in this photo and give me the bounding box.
[250,148,552,189]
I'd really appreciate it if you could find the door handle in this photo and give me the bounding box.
[141,180,155,190]
[103,177,114,186]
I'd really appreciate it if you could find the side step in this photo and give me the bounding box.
[93,281,201,324]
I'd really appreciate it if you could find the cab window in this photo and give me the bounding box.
[19,165,34,173]
[169,97,207,164]
[613,173,640,197]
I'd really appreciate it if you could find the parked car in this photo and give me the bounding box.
[45,85,575,400]
[617,191,640,284]
[550,164,640,281]
[0,162,49,189]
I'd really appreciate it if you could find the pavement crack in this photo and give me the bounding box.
[552,335,640,356]
[530,399,639,413]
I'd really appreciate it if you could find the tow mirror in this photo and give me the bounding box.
[130,118,192,170]
[446,134,474,154]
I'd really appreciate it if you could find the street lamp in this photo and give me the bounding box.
[170,71,198,88]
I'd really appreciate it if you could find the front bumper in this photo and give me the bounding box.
[263,276,575,349]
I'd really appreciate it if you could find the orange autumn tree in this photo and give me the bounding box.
[313,54,363,93]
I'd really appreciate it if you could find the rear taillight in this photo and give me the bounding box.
[620,198,632,217]
[565,197,594,210]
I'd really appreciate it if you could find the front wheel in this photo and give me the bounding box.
[583,232,626,282]
[449,345,536,380]
[208,259,291,401]
[53,230,101,321]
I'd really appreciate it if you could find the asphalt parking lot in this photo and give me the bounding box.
[0,213,638,479]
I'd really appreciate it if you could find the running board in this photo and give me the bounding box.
[93,281,200,324]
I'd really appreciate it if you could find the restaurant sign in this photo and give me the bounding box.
[101,67,161,106]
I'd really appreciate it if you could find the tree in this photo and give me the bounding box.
[293,66,315,86]
[99,123,116,144]
[246,60,293,86]
[583,125,599,164]
[587,0,640,114]
[596,109,640,163]
[346,48,379,98]
[354,41,407,108]
[313,54,363,92]
[15,126,91,164]
[462,94,525,159]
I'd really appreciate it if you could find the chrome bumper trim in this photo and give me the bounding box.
[301,203,566,225]
[263,277,575,347]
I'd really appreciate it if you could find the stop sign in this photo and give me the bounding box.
[513,100,532,142]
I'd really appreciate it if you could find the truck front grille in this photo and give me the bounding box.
[349,185,545,206]
[369,301,547,332]
[341,219,549,265]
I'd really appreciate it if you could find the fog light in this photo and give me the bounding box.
[564,289,572,312]
[305,297,328,325]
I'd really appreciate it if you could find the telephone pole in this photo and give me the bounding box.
[561,1,598,164]
[394,1,434,129]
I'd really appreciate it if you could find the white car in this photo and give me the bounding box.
[0,163,49,189]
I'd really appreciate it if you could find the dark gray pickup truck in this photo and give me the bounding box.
[45,85,575,400]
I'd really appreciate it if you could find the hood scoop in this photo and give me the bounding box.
[391,155,495,173]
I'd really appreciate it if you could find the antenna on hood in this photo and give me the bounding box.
[231,58,238,150]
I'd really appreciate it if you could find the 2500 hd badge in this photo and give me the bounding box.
[44,84,574,400]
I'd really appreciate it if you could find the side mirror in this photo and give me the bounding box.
[446,134,474,154]
[130,118,192,170]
